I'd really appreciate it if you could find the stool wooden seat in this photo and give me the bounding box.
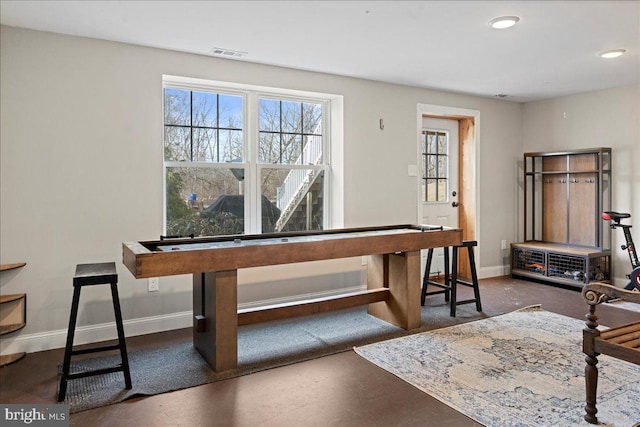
[58,262,132,402]
[421,240,482,317]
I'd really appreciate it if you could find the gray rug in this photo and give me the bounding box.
[61,300,491,414]
[355,306,640,427]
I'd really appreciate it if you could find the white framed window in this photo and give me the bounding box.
[163,76,331,236]
[421,130,449,203]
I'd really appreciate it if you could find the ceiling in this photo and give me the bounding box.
[1,1,638,103]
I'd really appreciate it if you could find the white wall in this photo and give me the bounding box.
[1,26,523,354]
[521,84,640,286]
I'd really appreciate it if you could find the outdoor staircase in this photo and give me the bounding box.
[274,127,324,232]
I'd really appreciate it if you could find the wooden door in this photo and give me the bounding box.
[420,118,459,276]
[568,154,597,246]
[569,173,597,246]
[542,156,568,243]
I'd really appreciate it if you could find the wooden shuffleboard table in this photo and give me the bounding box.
[123,224,462,371]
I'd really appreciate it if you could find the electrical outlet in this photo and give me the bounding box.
[148,277,159,292]
[501,240,507,250]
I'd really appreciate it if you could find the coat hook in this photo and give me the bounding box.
[379,118,384,130]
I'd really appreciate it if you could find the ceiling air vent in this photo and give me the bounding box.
[210,47,247,58]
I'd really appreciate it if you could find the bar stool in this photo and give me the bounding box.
[421,241,482,317]
[450,241,482,317]
[58,262,132,402]
[421,246,451,305]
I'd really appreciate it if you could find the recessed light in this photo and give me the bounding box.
[599,49,626,59]
[488,16,520,29]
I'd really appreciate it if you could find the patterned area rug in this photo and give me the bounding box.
[354,306,640,427]
[58,301,494,414]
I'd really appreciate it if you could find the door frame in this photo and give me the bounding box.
[417,104,480,277]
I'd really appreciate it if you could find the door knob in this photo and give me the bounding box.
[452,202,459,208]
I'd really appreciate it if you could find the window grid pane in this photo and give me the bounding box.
[164,88,243,163]
[165,166,245,237]
[422,130,448,203]
[258,98,323,165]
[262,168,325,232]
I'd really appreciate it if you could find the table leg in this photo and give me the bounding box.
[193,270,238,372]
[367,251,421,330]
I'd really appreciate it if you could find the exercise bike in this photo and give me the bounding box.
[602,211,640,291]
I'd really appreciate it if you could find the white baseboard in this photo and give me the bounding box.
[479,264,510,279]
[0,311,193,356]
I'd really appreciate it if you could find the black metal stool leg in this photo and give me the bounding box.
[59,286,82,402]
[421,248,434,306]
[421,247,452,305]
[450,246,458,317]
[110,282,132,389]
[468,245,482,312]
[443,247,450,302]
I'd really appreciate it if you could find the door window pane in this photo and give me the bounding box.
[422,130,448,203]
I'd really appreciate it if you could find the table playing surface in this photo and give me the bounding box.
[156,226,435,252]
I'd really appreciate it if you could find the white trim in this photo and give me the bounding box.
[0,311,192,356]
[479,264,511,279]
[416,103,481,268]
[164,74,339,101]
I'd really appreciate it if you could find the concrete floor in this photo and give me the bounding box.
[1,276,638,427]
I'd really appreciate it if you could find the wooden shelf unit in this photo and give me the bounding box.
[0,262,27,366]
[512,148,612,287]
[0,293,27,335]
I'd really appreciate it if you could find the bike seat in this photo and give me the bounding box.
[602,211,631,222]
